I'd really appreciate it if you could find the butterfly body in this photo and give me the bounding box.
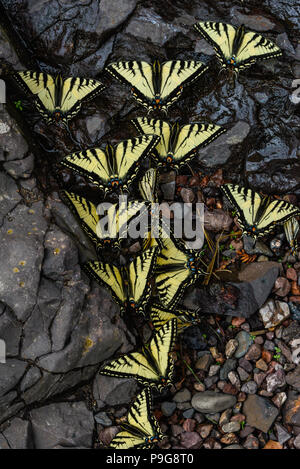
[14,71,105,124]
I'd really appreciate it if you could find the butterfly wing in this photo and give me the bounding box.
[100,351,161,384]
[59,76,105,119]
[221,184,262,235]
[82,261,126,310]
[128,247,159,313]
[235,31,282,69]
[150,303,200,333]
[284,218,299,252]
[106,61,155,108]
[139,168,159,203]
[194,22,237,67]
[254,198,300,235]
[60,148,111,190]
[156,236,201,309]
[172,123,226,168]
[110,389,163,449]
[115,135,160,192]
[159,60,208,108]
[132,117,172,164]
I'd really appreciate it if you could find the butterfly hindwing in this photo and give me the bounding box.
[100,319,177,390]
[150,303,200,333]
[110,388,164,449]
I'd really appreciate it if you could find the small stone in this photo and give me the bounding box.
[263,440,283,449]
[275,423,291,445]
[222,421,240,433]
[256,358,268,371]
[94,412,112,426]
[194,382,205,392]
[99,426,119,446]
[283,391,300,426]
[191,391,236,414]
[243,434,259,449]
[161,401,176,417]
[173,388,191,403]
[274,277,291,297]
[264,340,275,351]
[220,359,237,380]
[232,317,246,327]
[294,434,300,449]
[243,395,279,432]
[239,358,253,373]
[259,300,290,328]
[254,336,264,345]
[219,409,232,426]
[228,371,241,388]
[286,268,297,281]
[231,413,245,423]
[237,366,250,381]
[197,423,213,439]
[180,188,195,203]
[195,353,213,371]
[266,369,286,393]
[262,349,273,363]
[226,339,239,358]
[180,431,202,449]
[241,381,257,394]
[223,383,239,395]
[272,392,287,408]
[182,408,195,419]
[182,419,196,432]
[171,424,183,437]
[220,433,239,445]
[286,365,300,391]
[234,331,253,358]
[245,344,262,361]
[208,364,220,376]
[240,425,254,439]
[254,372,267,387]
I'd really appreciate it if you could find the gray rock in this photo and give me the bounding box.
[94,412,112,426]
[0,359,27,396]
[235,331,253,358]
[30,402,94,449]
[173,388,191,403]
[3,154,35,179]
[0,172,22,225]
[259,299,290,328]
[1,418,32,449]
[182,408,195,419]
[191,391,237,414]
[275,423,291,445]
[93,374,138,409]
[0,108,28,161]
[220,359,237,380]
[161,401,176,417]
[222,421,240,433]
[243,395,279,432]
[286,365,300,391]
[0,306,22,356]
[241,381,258,394]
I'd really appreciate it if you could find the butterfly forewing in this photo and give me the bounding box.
[61,148,111,188]
[132,117,172,160]
[160,60,208,101]
[236,31,282,67]
[83,261,126,306]
[194,22,236,65]
[106,61,155,100]
[128,247,158,309]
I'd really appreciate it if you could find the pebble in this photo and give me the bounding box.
[259,299,290,328]
[234,331,253,358]
[261,349,272,364]
[289,302,300,321]
[182,418,196,432]
[194,382,205,392]
[173,388,191,403]
[286,268,297,281]
[180,188,195,203]
[240,425,254,438]
[171,424,184,437]
[275,423,291,445]
[228,371,241,388]
[272,392,287,408]
[294,434,300,449]
[182,408,195,419]
[208,365,220,376]
[245,344,262,361]
[195,353,213,371]
[239,358,253,373]
[263,340,275,351]
[94,412,112,426]
[180,431,202,449]
[241,381,257,394]
[254,372,267,387]
[219,409,232,426]
[197,423,213,439]
[220,433,239,445]
[263,440,283,449]
[161,401,177,417]
[274,277,291,297]
[237,366,250,381]
[191,391,237,414]
[98,426,119,446]
[243,434,259,449]
[222,421,240,433]
[256,358,268,371]
[286,365,300,391]
[266,369,286,393]
[222,383,239,395]
[220,359,237,380]
[243,395,279,432]
[225,339,239,358]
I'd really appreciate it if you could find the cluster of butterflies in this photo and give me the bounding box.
[10,21,300,449]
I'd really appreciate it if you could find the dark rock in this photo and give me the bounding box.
[181,326,207,350]
[93,374,138,409]
[1,418,32,449]
[286,366,300,391]
[283,391,300,427]
[94,412,112,426]
[30,402,94,449]
[234,331,252,358]
[275,423,291,445]
[220,359,237,380]
[161,401,176,417]
[243,395,279,432]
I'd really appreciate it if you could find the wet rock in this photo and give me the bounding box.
[259,300,290,329]
[93,375,138,409]
[0,418,32,449]
[0,306,22,356]
[234,331,253,358]
[94,412,112,427]
[30,402,94,449]
[286,366,300,391]
[173,388,191,403]
[161,402,176,417]
[274,277,291,297]
[243,395,279,432]
[266,369,286,393]
[256,359,268,371]
[198,121,250,167]
[3,154,34,180]
[191,391,236,414]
